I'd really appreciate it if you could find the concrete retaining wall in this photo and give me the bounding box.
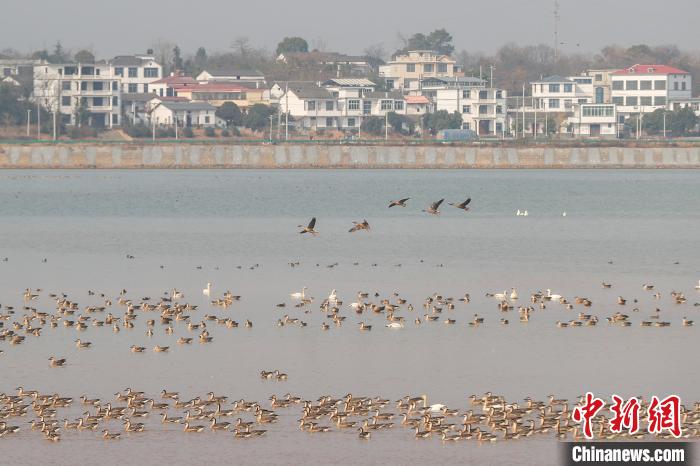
[0,144,699,168]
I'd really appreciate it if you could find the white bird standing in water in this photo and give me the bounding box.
[510,288,519,300]
[328,289,338,306]
[202,283,211,297]
[290,287,307,300]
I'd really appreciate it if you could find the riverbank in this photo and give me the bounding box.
[1,142,699,168]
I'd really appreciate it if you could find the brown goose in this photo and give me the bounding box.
[348,219,370,233]
[298,217,318,235]
[388,198,409,208]
[422,199,444,215]
[448,198,471,211]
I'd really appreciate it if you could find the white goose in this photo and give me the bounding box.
[328,289,338,305]
[290,287,307,300]
[202,283,211,297]
[546,289,562,300]
[509,288,519,300]
[386,322,404,329]
[493,290,507,300]
[695,280,700,290]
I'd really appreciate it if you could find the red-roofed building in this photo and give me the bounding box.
[611,64,692,116]
[150,73,198,98]
[404,95,432,115]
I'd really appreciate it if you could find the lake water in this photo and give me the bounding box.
[0,169,698,465]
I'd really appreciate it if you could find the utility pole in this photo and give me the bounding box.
[522,85,525,139]
[285,82,289,141]
[269,114,274,142]
[385,111,388,141]
[489,65,495,88]
[175,115,178,140]
[27,109,31,136]
[554,0,560,61]
[37,96,41,140]
[663,111,667,139]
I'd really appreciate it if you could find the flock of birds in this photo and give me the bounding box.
[297,197,472,235]
[2,387,699,443]
[0,279,697,366]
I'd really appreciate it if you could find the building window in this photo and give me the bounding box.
[61,96,71,106]
[93,97,104,107]
[128,67,138,78]
[394,101,404,111]
[582,105,614,117]
[548,84,560,93]
[673,82,678,90]
[80,81,88,91]
[112,81,118,91]
[496,105,503,114]
[626,96,637,106]
[479,90,488,99]
[577,98,587,104]
[325,100,334,111]
[612,80,623,90]
[654,80,666,90]
[437,63,447,73]
[462,105,471,114]
[612,96,624,105]
[423,64,433,73]
[640,80,652,90]
[640,96,652,106]
[462,122,470,130]
[347,117,356,127]
[144,68,159,78]
[654,96,666,106]
[143,84,149,93]
[385,79,394,89]
[496,123,503,133]
[479,105,488,115]
[205,115,210,124]
[563,83,573,92]
[93,81,104,91]
[496,90,502,99]
[462,90,469,99]
[406,64,415,72]
[128,83,138,93]
[112,114,119,124]
[326,117,334,127]
[549,99,559,108]
[595,74,603,82]
[112,96,118,106]
[114,67,123,76]
[681,82,686,90]
[307,100,316,111]
[626,80,638,90]
[348,99,360,110]
[380,100,393,110]
[60,80,70,91]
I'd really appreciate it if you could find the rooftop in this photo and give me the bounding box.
[160,101,216,111]
[321,78,376,87]
[405,95,430,104]
[613,64,689,75]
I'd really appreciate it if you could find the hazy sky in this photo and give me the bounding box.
[4,0,699,58]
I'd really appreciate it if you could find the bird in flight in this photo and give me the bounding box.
[422,199,444,215]
[448,198,471,211]
[298,217,318,235]
[349,219,370,233]
[388,198,410,208]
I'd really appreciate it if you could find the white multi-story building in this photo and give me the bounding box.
[279,82,408,131]
[34,62,121,127]
[435,86,507,136]
[379,50,459,90]
[566,104,619,138]
[611,64,692,116]
[112,55,162,94]
[33,55,163,127]
[530,75,593,113]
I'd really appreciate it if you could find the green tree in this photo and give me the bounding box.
[243,104,274,131]
[74,49,95,63]
[276,37,309,56]
[670,107,698,135]
[398,29,454,56]
[643,108,698,136]
[49,41,70,63]
[387,112,414,135]
[360,117,384,135]
[216,102,243,127]
[74,98,90,127]
[0,83,29,125]
[172,45,184,71]
[194,47,208,68]
[422,110,462,134]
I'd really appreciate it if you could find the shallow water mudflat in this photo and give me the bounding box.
[0,169,698,465]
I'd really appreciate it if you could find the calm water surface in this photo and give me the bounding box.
[0,169,698,465]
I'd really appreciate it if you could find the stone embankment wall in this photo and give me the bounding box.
[0,144,698,168]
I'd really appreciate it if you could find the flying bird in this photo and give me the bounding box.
[349,219,370,233]
[448,198,471,211]
[298,217,318,235]
[422,199,444,215]
[388,198,410,208]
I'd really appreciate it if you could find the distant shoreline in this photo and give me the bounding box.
[1,143,699,168]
